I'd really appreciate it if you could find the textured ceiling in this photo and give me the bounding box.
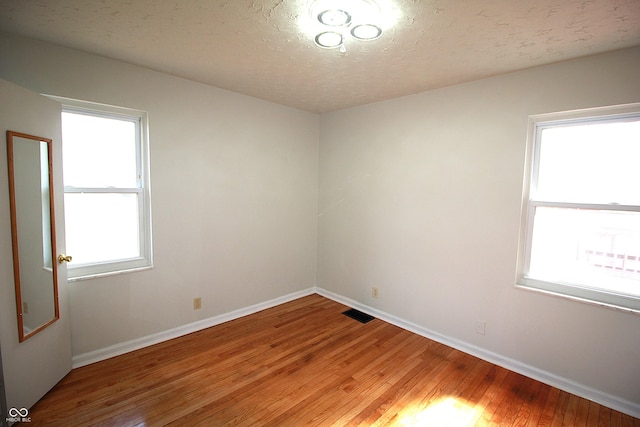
[1,0,639,113]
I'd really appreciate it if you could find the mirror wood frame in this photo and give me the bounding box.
[6,130,60,342]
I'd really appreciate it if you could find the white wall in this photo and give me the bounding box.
[318,47,640,411]
[0,32,319,357]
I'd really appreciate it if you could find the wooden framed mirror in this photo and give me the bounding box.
[6,130,60,342]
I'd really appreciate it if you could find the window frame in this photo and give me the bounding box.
[51,96,153,280]
[517,103,640,312]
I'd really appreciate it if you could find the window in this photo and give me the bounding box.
[517,103,640,311]
[58,98,152,279]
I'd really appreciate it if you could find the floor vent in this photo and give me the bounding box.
[342,308,375,324]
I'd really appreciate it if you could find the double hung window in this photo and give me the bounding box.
[518,104,640,311]
[58,99,152,279]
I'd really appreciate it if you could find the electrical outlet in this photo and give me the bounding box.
[194,297,202,310]
[475,321,486,335]
[372,287,379,298]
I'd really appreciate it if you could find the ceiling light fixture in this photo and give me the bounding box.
[310,0,384,52]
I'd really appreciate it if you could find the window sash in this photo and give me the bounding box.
[523,201,640,280]
[62,107,143,189]
[530,116,640,205]
[64,188,146,263]
[64,190,152,280]
[520,204,640,312]
[64,187,143,194]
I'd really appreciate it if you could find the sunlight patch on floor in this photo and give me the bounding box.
[393,396,483,426]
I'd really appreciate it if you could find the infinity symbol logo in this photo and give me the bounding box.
[8,407,29,417]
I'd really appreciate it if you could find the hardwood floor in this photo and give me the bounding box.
[24,294,639,426]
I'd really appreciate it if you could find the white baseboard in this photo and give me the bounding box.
[72,287,316,369]
[315,287,640,419]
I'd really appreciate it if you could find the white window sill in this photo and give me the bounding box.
[515,279,640,316]
[67,265,153,282]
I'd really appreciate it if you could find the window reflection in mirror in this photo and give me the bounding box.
[6,131,59,342]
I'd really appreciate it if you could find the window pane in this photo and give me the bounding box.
[536,120,640,205]
[62,112,138,188]
[64,193,140,265]
[529,207,640,297]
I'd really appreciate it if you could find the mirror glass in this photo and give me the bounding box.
[6,131,59,342]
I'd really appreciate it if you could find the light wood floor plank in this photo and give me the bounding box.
[22,294,640,426]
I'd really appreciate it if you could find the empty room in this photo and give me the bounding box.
[0,0,639,425]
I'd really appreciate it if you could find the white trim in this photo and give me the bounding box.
[44,94,153,280]
[72,287,316,368]
[517,275,640,312]
[315,287,640,419]
[530,200,640,211]
[67,265,153,282]
[515,283,640,316]
[529,102,640,125]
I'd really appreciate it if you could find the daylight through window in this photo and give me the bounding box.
[518,104,640,311]
[60,100,152,279]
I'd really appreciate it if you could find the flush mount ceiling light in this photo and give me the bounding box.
[309,0,385,52]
